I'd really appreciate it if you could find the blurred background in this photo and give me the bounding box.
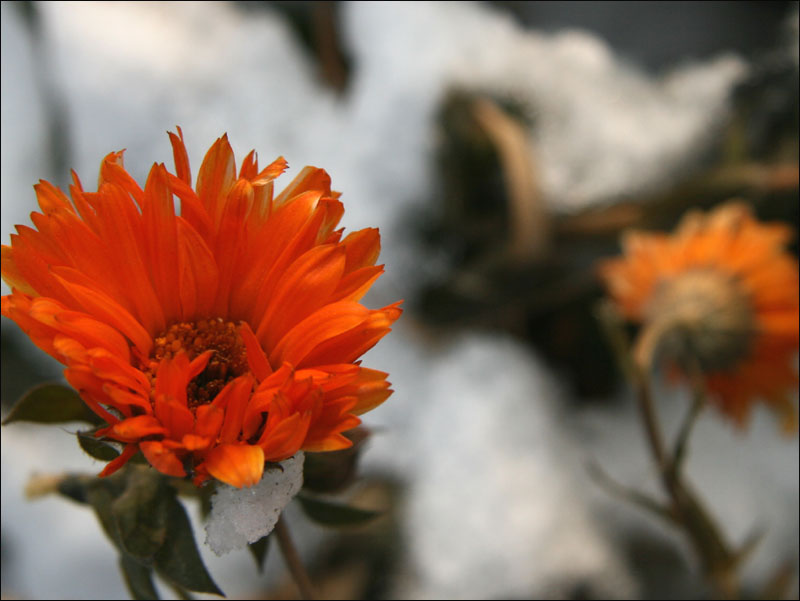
[1,1,798,599]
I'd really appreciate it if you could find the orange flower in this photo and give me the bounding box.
[1,128,402,487]
[599,202,799,430]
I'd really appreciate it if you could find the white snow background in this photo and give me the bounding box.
[1,2,797,599]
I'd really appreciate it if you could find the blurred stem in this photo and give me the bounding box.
[670,360,707,477]
[275,516,317,600]
[587,460,677,525]
[633,323,739,599]
[312,1,348,92]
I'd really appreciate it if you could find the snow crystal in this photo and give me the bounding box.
[205,452,304,556]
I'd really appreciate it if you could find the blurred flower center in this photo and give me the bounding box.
[150,318,249,408]
[646,269,755,372]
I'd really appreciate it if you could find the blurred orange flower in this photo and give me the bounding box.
[2,128,401,487]
[600,202,799,430]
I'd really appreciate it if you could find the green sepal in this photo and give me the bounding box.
[247,534,271,573]
[2,383,104,426]
[296,492,381,527]
[77,431,121,461]
[119,555,160,600]
[302,427,369,493]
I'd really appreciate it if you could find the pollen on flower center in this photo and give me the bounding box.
[646,268,755,373]
[149,318,250,408]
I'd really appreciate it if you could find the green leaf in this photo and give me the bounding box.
[2,383,103,426]
[77,431,121,461]
[85,476,127,549]
[154,494,224,596]
[296,493,381,527]
[53,468,221,597]
[112,468,170,562]
[119,555,160,600]
[165,583,195,601]
[247,534,271,573]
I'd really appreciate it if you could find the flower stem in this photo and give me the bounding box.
[275,516,317,600]
[633,326,739,599]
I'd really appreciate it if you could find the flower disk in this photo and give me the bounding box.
[1,128,402,487]
[599,202,799,430]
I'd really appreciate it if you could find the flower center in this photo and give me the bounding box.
[646,268,756,372]
[150,318,249,408]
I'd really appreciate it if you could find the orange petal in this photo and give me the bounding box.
[329,265,384,303]
[176,217,219,319]
[234,189,323,321]
[239,149,259,181]
[9,228,71,302]
[103,384,152,415]
[98,443,139,478]
[270,301,371,367]
[182,433,211,451]
[195,403,225,440]
[28,298,131,362]
[170,175,214,240]
[204,444,264,488]
[240,321,272,381]
[154,396,195,440]
[1,245,37,295]
[273,166,331,207]
[140,441,186,477]
[259,412,311,462]
[257,245,346,349]
[215,373,256,443]
[152,355,191,409]
[302,432,354,453]
[333,367,393,415]
[90,182,165,334]
[253,156,288,184]
[195,134,236,227]
[51,266,152,355]
[142,163,181,321]
[297,301,403,368]
[168,126,192,185]
[210,179,253,317]
[302,395,360,450]
[99,151,145,209]
[34,179,74,215]
[111,415,167,442]
[341,228,381,272]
